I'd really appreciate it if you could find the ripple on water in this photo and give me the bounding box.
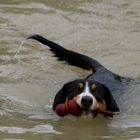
[0,125,62,135]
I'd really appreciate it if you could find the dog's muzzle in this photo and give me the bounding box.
[81,96,93,108]
[76,94,98,111]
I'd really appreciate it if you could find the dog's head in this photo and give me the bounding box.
[53,79,119,113]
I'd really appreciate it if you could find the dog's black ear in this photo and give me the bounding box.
[53,79,85,110]
[103,86,120,112]
[52,84,68,110]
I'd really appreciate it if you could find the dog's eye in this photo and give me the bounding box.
[91,84,97,90]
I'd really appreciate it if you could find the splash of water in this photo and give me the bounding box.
[14,39,26,59]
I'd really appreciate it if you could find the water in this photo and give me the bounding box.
[0,0,140,139]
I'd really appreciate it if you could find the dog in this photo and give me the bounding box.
[27,35,129,116]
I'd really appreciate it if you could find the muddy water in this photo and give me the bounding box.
[0,0,140,139]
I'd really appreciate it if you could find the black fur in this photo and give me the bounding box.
[27,35,104,72]
[52,79,85,110]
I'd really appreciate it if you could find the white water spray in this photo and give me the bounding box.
[14,39,26,59]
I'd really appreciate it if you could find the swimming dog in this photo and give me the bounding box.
[27,35,129,116]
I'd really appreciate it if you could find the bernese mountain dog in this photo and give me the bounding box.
[27,35,129,117]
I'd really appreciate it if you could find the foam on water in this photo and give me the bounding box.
[0,125,62,135]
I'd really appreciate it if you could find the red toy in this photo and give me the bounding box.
[55,99,114,118]
[92,108,114,118]
[55,99,81,117]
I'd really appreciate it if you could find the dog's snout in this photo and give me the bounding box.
[81,96,93,108]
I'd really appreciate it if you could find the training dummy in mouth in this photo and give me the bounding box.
[55,99,114,118]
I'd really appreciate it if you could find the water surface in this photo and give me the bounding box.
[0,0,140,139]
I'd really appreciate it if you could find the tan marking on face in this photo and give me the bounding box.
[91,84,97,91]
[97,100,106,111]
[78,83,84,89]
[86,98,98,110]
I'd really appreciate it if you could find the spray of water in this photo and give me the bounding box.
[14,39,26,59]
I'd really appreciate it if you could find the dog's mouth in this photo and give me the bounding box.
[55,98,114,118]
[80,109,98,117]
[76,98,113,118]
[74,95,112,117]
[79,107,114,118]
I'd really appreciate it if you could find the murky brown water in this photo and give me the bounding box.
[0,0,140,139]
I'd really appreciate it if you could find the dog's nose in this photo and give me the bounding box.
[81,96,93,108]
